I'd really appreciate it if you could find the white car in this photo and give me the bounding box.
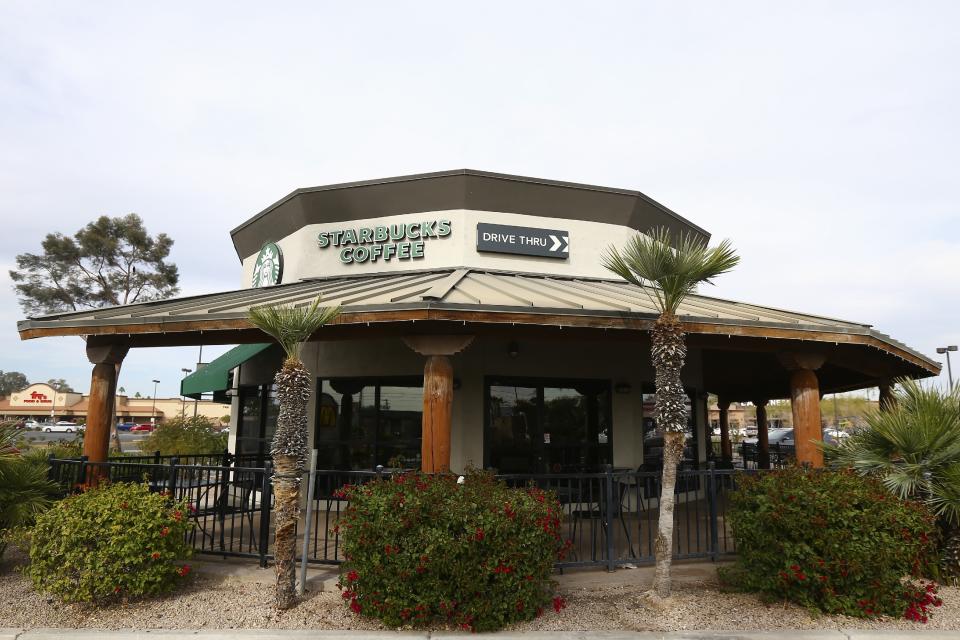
[44,422,79,433]
[24,419,40,428]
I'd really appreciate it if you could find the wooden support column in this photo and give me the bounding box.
[83,341,129,469]
[754,399,770,469]
[403,335,474,474]
[717,398,732,462]
[878,380,896,412]
[779,353,826,468]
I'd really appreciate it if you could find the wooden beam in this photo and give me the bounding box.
[422,355,453,474]
[82,341,128,479]
[717,398,732,462]
[790,368,823,468]
[754,399,770,470]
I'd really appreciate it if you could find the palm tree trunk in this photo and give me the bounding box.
[650,314,688,598]
[270,358,311,610]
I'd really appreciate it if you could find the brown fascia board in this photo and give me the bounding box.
[228,169,711,260]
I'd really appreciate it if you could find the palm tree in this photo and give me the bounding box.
[247,297,341,609]
[603,227,738,598]
[824,378,960,576]
[0,425,59,558]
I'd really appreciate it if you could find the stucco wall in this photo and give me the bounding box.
[240,209,644,287]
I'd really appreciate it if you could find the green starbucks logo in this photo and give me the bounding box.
[252,243,282,287]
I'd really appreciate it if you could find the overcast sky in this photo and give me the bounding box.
[1,1,958,399]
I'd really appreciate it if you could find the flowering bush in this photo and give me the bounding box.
[336,471,569,631]
[720,468,941,621]
[27,482,193,603]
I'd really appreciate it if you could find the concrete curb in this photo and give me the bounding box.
[7,631,960,640]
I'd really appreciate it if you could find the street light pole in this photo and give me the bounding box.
[937,346,958,390]
[151,379,160,424]
[180,368,192,419]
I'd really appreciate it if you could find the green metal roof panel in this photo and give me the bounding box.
[181,343,272,399]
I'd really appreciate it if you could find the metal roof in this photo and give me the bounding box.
[15,267,937,372]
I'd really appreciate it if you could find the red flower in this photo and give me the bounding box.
[150,552,160,560]
[349,599,362,614]
[114,586,121,593]
[177,565,191,577]
[160,527,170,537]
[346,570,359,582]
[553,596,567,613]
[172,510,183,522]
[474,527,485,541]
[790,564,800,571]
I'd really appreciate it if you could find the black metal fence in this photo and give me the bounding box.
[47,457,768,571]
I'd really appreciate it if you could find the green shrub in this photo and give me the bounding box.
[0,426,59,557]
[721,468,941,621]
[140,416,227,456]
[336,471,570,632]
[28,482,193,602]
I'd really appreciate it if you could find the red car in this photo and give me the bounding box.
[130,423,154,432]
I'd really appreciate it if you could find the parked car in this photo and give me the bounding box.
[743,427,846,446]
[743,427,794,446]
[116,422,136,431]
[130,423,154,432]
[24,419,40,429]
[44,422,78,433]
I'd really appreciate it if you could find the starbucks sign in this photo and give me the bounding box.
[317,219,452,264]
[251,243,283,287]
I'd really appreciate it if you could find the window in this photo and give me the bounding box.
[235,384,279,466]
[485,377,612,474]
[315,377,423,470]
[641,387,700,468]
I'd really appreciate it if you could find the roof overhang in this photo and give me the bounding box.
[16,267,940,399]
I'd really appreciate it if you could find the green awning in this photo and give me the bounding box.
[181,343,272,401]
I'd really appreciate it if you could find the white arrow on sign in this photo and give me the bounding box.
[549,235,562,251]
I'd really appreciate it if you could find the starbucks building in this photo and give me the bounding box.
[17,170,940,473]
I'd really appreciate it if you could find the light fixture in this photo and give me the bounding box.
[507,341,519,358]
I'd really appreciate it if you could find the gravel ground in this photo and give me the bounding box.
[3,550,960,632]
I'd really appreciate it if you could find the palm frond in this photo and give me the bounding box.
[826,378,960,522]
[602,227,740,317]
[247,297,341,359]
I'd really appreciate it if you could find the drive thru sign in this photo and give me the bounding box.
[476,223,570,259]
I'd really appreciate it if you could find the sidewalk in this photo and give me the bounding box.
[5,630,960,639]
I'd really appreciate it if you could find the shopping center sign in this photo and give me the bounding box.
[476,223,569,259]
[316,219,452,264]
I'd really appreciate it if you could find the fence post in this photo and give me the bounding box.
[167,457,179,497]
[604,464,616,572]
[259,462,274,569]
[154,450,161,465]
[375,464,384,480]
[299,450,318,595]
[46,453,56,482]
[79,455,89,488]
[707,461,719,561]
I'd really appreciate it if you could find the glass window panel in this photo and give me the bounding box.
[378,386,423,442]
[488,385,538,473]
[315,379,423,471]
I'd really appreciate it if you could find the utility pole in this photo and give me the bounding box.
[151,379,160,424]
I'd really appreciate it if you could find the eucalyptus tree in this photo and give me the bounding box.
[604,228,738,598]
[247,298,340,610]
